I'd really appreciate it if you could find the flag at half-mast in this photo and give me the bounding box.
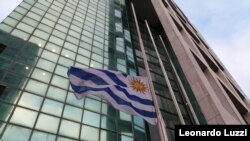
[67,66,157,125]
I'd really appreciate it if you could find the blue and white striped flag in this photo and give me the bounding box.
[67,66,157,125]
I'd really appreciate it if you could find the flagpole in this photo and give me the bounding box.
[144,20,186,125]
[159,35,200,124]
[131,3,168,141]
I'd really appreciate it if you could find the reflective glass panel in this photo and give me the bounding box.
[134,126,147,141]
[30,131,56,141]
[36,58,56,72]
[45,43,62,54]
[100,130,116,141]
[58,56,74,67]
[11,29,30,40]
[31,68,52,83]
[84,97,101,113]
[55,65,68,77]
[57,137,75,141]
[25,79,48,96]
[1,125,31,141]
[81,125,99,141]
[101,116,116,131]
[0,87,21,104]
[66,92,84,108]
[101,103,116,118]
[41,50,59,62]
[0,103,14,121]
[82,110,100,127]
[41,99,63,116]
[18,92,43,111]
[46,86,67,102]
[59,120,80,139]
[63,104,82,122]
[10,107,38,128]
[50,75,69,89]
[133,116,145,128]
[120,135,133,141]
[36,114,60,133]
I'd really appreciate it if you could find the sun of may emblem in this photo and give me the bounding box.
[130,78,147,94]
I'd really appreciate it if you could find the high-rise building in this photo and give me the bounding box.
[0,0,249,141]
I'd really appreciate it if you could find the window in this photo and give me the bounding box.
[36,58,56,72]
[27,11,42,21]
[18,92,43,110]
[41,99,63,116]
[81,125,99,141]
[55,24,68,33]
[10,107,38,128]
[61,49,76,60]
[59,120,80,139]
[100,130,116,141]
[50,75,69,89]
[101,116,116,131]
[41,50,59,62]
[2,72,26,88]
[49,35,64,46]
[0,102,13,121]
[44,13,58,22]
[25,79,48,96]
[46,86,67,102]
[63,104,82,122]
[58,56,74,67]
[66,92,84,108]
[52,29,66,40]
[45,43,62,54]
[22,17,39,27]
[64,42,77,52]
[30,131,56,141]
[10,11,23,20]
[76,55,90,66]
[0,43,6,54]
[85,98,101,112]
[41,18,55,27]
[33,29,50,40]
[37,23,53,34]
[66,35,79,45]
[0,23,12,32]
[30,6,45,16]
[78,48,90,58]
[36,114,60,133]
[82,110,100,127]
[0,85,6,97]
[11,29,30,40]
[29,36,46,48]
[4,17,19,27]
[1,125,31,141]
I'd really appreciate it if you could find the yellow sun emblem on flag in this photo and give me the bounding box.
[130,79,147,94]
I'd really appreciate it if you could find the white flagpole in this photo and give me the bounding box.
[159,35,200,124]
[131,3,168,141]
[144,20,185,125]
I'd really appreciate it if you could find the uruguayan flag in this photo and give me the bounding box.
[68,66,157,125]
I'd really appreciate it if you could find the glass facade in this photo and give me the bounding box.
[0,0,147,141]
[0,0,208,141]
